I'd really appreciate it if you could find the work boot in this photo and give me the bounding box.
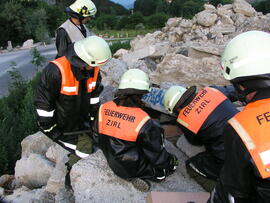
[131,178,151,192]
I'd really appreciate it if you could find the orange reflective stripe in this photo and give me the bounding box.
[177,87,227,134]
[87,67,100,93]
[51,56,79,95]
[98,101,150,142]
[229,98,270,179]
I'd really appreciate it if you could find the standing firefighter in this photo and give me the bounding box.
[163,85,238,191]
[208,31,270,203]
[56,0,97,58]
[93,69,178,192]
[34,36,111,188]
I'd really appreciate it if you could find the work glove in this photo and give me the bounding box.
[45,126,63,141]
[168,154,179,173]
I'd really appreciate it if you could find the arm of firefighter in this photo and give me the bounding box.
[34,63,62,140]
[55,28,70,58]
[137,119,178,172]
[89,74,104,121]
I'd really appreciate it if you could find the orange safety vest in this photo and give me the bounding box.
[228,98,270,179]
[177,87,227,134]
[51,56,100,95]
[98,101,151,142]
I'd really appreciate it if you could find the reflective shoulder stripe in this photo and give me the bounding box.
[228,117,255,150]
[135,116,150,132]
[99,104,104,122]
[176,118,189,128]
[36,109,55,117]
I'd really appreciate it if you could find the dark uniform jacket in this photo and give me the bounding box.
[34,47,103,143]
[93,98,175,180]
[209,90,270,203]
[178,87,238,180]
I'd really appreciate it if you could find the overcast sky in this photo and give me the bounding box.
[110,0,135,8]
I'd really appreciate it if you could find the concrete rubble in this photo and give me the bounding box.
[1,0,270,202]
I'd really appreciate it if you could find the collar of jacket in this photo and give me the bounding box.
[250,88,270,103]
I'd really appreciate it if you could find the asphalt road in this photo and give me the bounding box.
[0,44,57,97]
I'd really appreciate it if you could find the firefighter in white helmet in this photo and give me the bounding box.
[34,36,111,189]
[163,84,238,192]
[55,0,97,58]
[208,30,270,203]
[92,69,178,192]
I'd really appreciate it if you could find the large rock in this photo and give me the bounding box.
[21,131,54,157]
[15,153,54,189]
[22,39,34,49]
[71,142,204,203]
[150,53,228,88]
[233,0,256,17]
[196,10,218,27]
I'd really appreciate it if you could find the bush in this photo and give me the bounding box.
[0,69,40,175]
[146,13,170,29]
[109,41,131,55]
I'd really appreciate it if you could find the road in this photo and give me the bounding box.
[0,44,57,97]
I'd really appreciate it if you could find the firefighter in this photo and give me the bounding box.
[55,0,97,58]
[163,85,238,191]
[93,69,178,192]
[34,36,111,188]
[208,30,270,203]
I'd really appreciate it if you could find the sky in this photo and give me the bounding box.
[110,0,135,9]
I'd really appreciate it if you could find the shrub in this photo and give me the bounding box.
[109,41,131,55]
[0,69,40,175]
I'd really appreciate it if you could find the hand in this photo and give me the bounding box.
[47,126,63,141]
[169,154,179,172]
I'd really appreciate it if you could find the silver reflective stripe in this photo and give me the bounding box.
[44,124,57,133]
[88,82,97,89]
[177,118,189,128]
[59,141,77,150]
[189,163,207,177]
[90,97,99,104]
[75,150,89,158]
[37,109,55,117]
[135,116,150,132]
[63,86,77,92]
[228,193,235,203]
[229,117,255,150]
[99,104,104,122]
[260,149,270,165]
[209,188,216,203]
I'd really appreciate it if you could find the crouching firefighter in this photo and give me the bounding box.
[163,85,238,191]
[93,69,178,192]
[34,36,112,189]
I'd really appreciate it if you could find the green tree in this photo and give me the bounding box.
[209,0,232,6]
[96,15,118,30]
[134,0,157,16]
[30,47,46,72]
[252,0,270,14]
[126,12,145,29]
[146,13,170,29]
[182,0,204,19]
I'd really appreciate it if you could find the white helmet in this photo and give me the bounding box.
[163,86,187,113]
[69,0,97,17]
[74,36,112,67]
[118,69,150,93]
[221,31,270,81]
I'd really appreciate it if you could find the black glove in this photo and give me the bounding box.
[168,154,179,172]
[45,126,63,141]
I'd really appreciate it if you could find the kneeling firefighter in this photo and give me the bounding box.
[93,69,178,192]
[163,85,238,191]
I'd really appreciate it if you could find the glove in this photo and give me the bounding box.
[45,126,63,141]
[169,154,179,172]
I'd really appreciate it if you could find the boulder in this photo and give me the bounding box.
[22,39,34,49]
[196,10,218,27]
[233,0,256,17]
